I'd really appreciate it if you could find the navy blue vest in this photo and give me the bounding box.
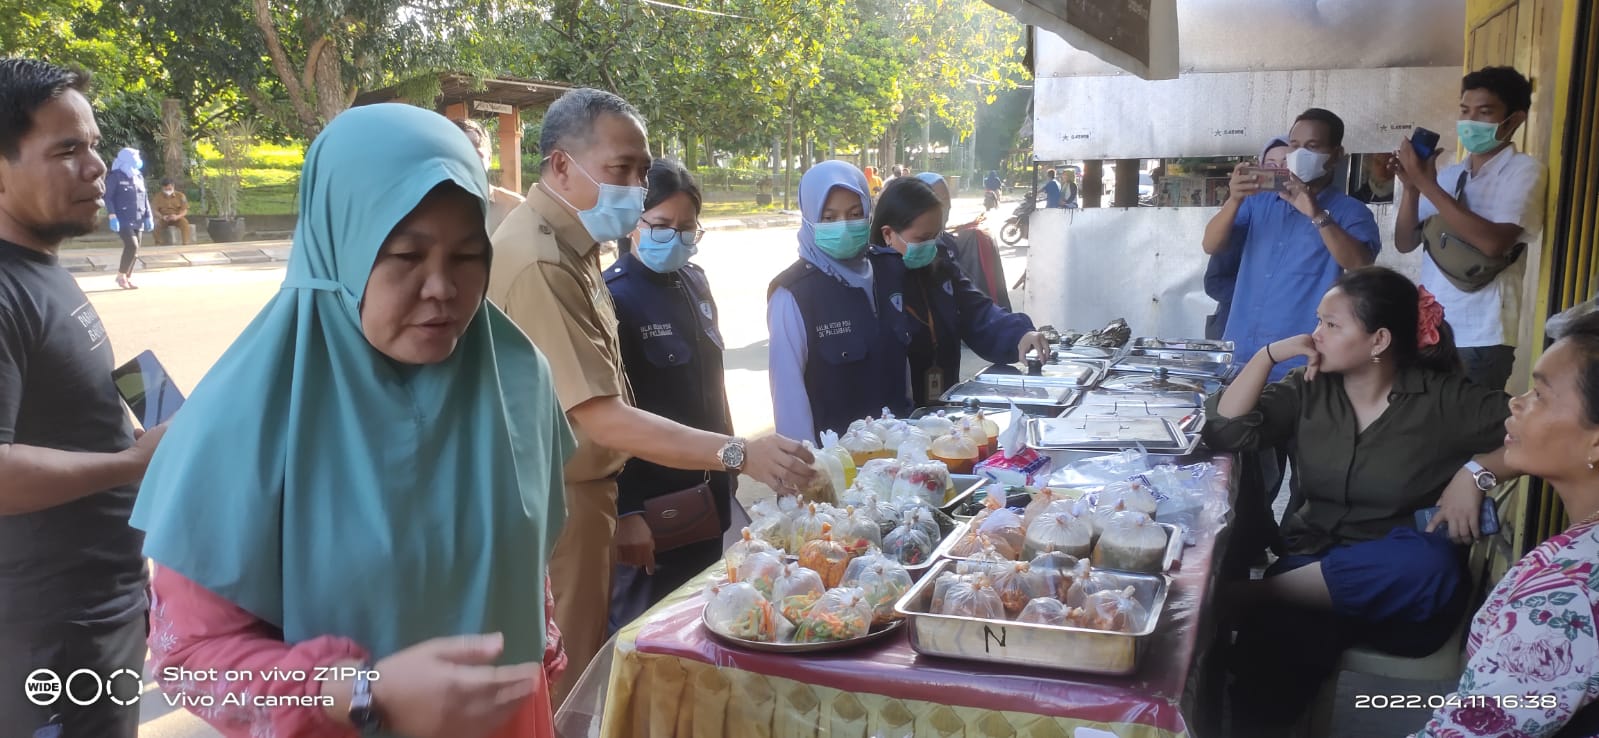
[606,252,734,523]
[769,260,911,439]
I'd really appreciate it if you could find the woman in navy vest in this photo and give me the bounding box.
[769,161,911,443]
[604,159,735,627]
[869,177,1049,407]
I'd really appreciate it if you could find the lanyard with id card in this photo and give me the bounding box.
[905,280,944,402]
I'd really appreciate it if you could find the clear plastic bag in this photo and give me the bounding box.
[841,552,913,625]
[798,524,855,588]
[991,561,1048,617]
[856,458,904,498]
[1100,479,1158,516]
[831,506,884,556]
[1017,596,1070,626]
[891,457,950,508]
[704,581,794,643]
[955,540,1013,575]
[1029,551,1088,602]
[1090,499,1130,546]
[881,423,930,458]
[938,576,1005,619]
[958,417,991,460]
[929,571,971,613]
[896,500,947,544]
[1046,448,1150,487]
[803,440,845,505]
[1081,586,1149,633]
[841,429,889,467]
[1066,567,1124,608]
[746,500,791,550]
[735,549,788,599]
[1024,507,1093,559]
[790,503,839,552]
[818,430,858,488]
[974,506,1025,559]
[883,512,936,566]
[793,586,873,642]
[915,412,955,439]
[1092,510,1169,573]
[726,528,780,580]
[929,431,980,475]
[771,562,827,623]
[1023,487,1070,529]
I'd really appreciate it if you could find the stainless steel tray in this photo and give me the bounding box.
[942,474,990,514]
[1026,416,1185,450]
[1132,337,1235,353]
[1099,370,1213,394]
[1058,403,1202,435]
[982,360,1106,387]
[1116,351,1234,379]
[702,605,906,653]
[941,376,1082,408]
[1076,390,1205,409]
[893,560,1169,675]
[930,520,1184,575]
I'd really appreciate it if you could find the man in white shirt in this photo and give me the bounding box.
[1394,66,1546,389]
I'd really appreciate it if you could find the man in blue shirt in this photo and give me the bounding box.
[1041,168,1063,209]
[1202,108,1381,382]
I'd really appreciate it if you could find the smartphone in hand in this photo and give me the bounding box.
[1415,497,1500,540]
[1410,127,1442,160]
[1240,165,1290,192]
[113,350,186,429]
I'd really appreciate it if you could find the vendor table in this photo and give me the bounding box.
[595,456,1235,738]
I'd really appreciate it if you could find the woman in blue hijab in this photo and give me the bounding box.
[768,160,911,443]
[131,104,573,737]
[105,147,151,289]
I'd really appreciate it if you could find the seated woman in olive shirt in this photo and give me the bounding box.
[1204,266,1515,737]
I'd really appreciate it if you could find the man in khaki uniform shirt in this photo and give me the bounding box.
[488,88,815,707]
[152,178,190,245]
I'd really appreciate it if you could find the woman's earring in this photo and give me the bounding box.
[1371,355,1381,365]
[1589,460,1596,471]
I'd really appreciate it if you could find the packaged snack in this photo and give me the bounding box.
[798,524,855,588]
[883,512,936,566]
[841,429,890,467]
[991,561,1049,617]
[974,447,1051,487]
[704,581,794,643]
[793,587,873,642]
[915,413,955,439]
[1092,510,1170,573]
[841,553,913,625]
[1017,596,1070,626]
[890,458,950,509]
[771,562,827,623]
[1023,508,1093,559]
[726,528,780,580]
[818,430,858,488]
[974,506,1026,560]
[790,503,839,552]
[929,571,972,613]
[856,458,904,498]
[1101,480,1159,517]
[1081,586,1149,633]
[735,550,787,599]
[938,576,1005,619]
[803,440,845,505]
[831,506,884,555]
[1029,551,1086,602]
[929,431,980,475]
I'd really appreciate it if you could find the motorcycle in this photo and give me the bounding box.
[983,188,1000,210]
[999,193,1037,246]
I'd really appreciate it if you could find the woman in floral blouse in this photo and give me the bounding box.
[1413,311,1599,738]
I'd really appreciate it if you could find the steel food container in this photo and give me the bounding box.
[941,376,1082,408]
[1131,337,1236,353]
[893,560,1170,675]
[1116,351,1234,379]
[930,520,1184,575]
[1025,416,1185,451]
[1076,390,1205,409]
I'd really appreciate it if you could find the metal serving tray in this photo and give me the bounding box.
[1076,390,1205,409]
[1131,337,1235,353]
[941,474,991,514]
[702,605,906,653]
[1098,370,1213,394]
[982,360,1106,387]
[1026,416,1185,450]
[941,376,1082,408]
[1058,403,1202,435]
[930,520,1184,576]
[893,560,1169,675]
[1116,351,1234,379]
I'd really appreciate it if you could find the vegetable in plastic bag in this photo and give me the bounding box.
[790,503,839,552]
[726,528,780,580]
[746,499,791,549]
[704,581,794,643]
[831,506,884,555]
[856,458,904,498]
[841,552,913,625]
[771,562,826,623]
[798,523,856,588]
[937,576,1005,619]
[891,457,950,509]
[1024,507,1093,559]
[1092,510,1169,573]
[793,586,873,642]
[1017,596,1071,626]
[883,512,936,566]
[735,550,787,599]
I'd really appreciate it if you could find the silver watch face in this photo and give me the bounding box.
[721,442,745,470]
[1476,471,1497,490]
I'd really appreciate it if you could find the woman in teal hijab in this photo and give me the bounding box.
[131,104,573,737]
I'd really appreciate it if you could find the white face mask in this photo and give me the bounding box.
[1285,148,1331,182]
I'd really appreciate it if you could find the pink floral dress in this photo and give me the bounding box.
[1412,520,1599,737]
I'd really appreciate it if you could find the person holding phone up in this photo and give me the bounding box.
[1204,266,1517,737]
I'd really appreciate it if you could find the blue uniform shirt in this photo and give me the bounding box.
[1222,189,1381,381]
[1043,179,1063,209]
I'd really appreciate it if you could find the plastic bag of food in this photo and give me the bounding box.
[1046,448,1151,488]
[975,506,1025,559]
[1030,551,1087,602]
[856,457,905,498]
[841,552,913,625]
[1089,499,1130,546]
[789,503,839,552]
[1093,510,1169,573]
[1024,507,1093,559]
[867,408,902,440]
[830,506,884,556]
[958,418,991,461]
[841,429,890,467]
[881,422,930,458]
[770,562,827,623]
[799,523,855,588]
[894,501,946,544]
[704,581,794,643]
[802,440,845,505]
[1017,596,1071,626]
[991,561,1048,617]
[955,540,1013,576]
[929,431,980,475]
[891,458,949,508]
[1081,586,1149,633]
[937,576,1005,619]
[1101,480,1158,516]
[735,549,788,599]
[915,412,955,439]
[726,528,780,580]
[883,512,936,566]
[793,587,873,642]
[1022,487,1070,529]
[975,410,1001,455]
[818,430,859,488]
[929,571,969,613]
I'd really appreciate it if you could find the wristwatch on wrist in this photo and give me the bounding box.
[1465,460,1497,491]
[348,662,382,733]
[717,437,748,472]
[1311,210,1334,229]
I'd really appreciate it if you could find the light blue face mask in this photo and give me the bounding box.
[810,218,870,260]
[635,230,696,273]
[901,237,939,269]
[552,152,646,243]
[1457,118,1509,154]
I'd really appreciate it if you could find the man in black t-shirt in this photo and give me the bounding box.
[0,59,166,737]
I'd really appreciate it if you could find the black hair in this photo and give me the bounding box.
[1293,107,1346,149]
[1462,66,1533,114]
[1332,266,1460,374]
[868,177,942,247]
[0,58,91,160]
[1557,311,1599,426]
[619,158,702,253]
[160,177,174,186]
[538,88,644,171]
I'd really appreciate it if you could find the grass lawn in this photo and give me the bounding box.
[193,142,303,216]
[700,200,784,220]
